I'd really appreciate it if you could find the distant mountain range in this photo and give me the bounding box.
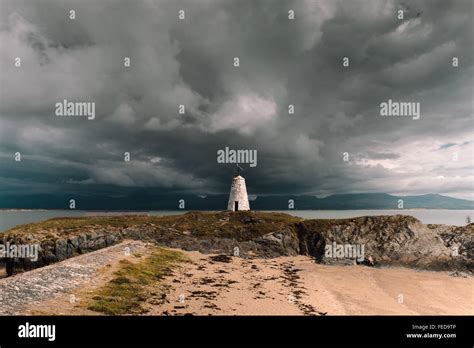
[0,192,472,210]
[250,193,474,210]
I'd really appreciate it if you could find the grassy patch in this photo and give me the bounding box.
[5,211,303,241]
[5,215,157,235]
[86,248,189,315]
[166,211,302,241]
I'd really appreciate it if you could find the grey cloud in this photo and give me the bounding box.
[0,0,472,202]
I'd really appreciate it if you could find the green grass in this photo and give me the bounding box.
[4,211,303,241]
[5,215,156,235]
[178,211,302,240]
[86,248,190,315]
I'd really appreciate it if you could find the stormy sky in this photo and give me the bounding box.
[0,0,473,207]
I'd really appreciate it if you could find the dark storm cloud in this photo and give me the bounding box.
[0,0,472,202]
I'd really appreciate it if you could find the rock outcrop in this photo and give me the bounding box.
[297,216,473,271]
[1,211,472,276]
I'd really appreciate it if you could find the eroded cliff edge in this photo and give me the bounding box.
[1,211,472,276]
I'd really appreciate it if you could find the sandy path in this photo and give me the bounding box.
[0,240,152,315]
[154,253,473,316]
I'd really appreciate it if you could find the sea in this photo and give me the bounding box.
[0,209,472,232]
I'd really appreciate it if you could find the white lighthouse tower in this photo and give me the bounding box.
[227,165,250,211]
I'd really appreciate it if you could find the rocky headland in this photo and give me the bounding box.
[1,211,472,277]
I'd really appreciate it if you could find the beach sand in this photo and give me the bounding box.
[152,252,473,315]
[7,247,473,316]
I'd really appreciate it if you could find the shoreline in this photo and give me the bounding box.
[2,243,471,316]
[1,209,473,234]
[1,211,472,273]
[0,209,472,315]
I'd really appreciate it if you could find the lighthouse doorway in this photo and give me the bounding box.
[234,201,239,211]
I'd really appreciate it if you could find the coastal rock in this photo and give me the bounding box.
[1,212,472,276]
[300,215,472,272]
[55,239,68,261]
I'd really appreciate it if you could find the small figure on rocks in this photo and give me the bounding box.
[356,255,375,267]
